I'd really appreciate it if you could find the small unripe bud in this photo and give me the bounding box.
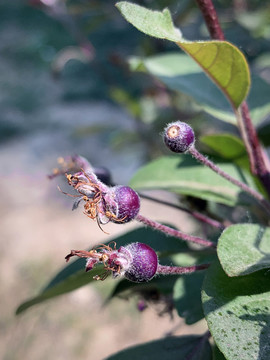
[106,186,140,223]
[163,121,195,153]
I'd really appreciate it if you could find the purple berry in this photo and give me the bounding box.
[106,186,140,223]
[119,242,158,282]
[163,121,195,153]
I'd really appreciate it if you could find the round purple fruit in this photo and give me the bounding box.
[163,121,195,153]
[120,242,158,282]
[106,186,140,223]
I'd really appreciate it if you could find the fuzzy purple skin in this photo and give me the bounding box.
[109,186,140,223]
[120,242,158,283]
[164,121,195,153]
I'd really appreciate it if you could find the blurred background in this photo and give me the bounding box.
[1,0,270,359]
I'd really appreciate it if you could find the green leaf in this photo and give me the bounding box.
[116,2,250,109]
[131,53,232,116]
[16,227,188,314]
[105,335,212,360]
[16,261,102,315]
[217,224,270,277]
[200,133,246,160]
[173,271,205,324]
[202,261,270,360]
[116,2,182,42]
[131,53,269,125]
[130,155,258,206]
[178,41,250,109]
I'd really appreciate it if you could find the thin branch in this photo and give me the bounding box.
[139,193,225,229]
[239,103,270,196]
[136,214,216,248]
[195,0,225,40]
[189,146,270,214]
[157,263,210,275]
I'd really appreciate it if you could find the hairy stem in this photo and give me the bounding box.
[157,263,210,275]
[189,146,270,214]
[136,214,216,248]
[139,193,225,229]
[238,104,270,196]
[195,0,270,197]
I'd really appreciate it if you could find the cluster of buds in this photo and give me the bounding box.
[49,151,210,284]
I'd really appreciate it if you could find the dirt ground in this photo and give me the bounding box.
[0,138,207,360]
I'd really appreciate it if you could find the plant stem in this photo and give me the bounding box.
[238,104,270,196]
[136,214,216,248]
[139,193,225,229]
[157,263,210,275]
[195,0,270,197]
[189,146,270,214]
[195,0,225,40]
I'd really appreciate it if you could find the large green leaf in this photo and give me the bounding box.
[130,53,232,116]
[116,2,250,109]
[173,271,205,324]
[217,224,270,277]
[130,155,258,206]
[131,53,270,125]
[16,261,102,315]
[200,133,246,160]
[202,261,270,360]
[16,226,189,314]
[105,335,212,360]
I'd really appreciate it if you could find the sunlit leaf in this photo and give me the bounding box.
[131,53,269,125]
[116,2,250,109]
[116,2,182,42]
[202,261,270,360]
[130,53,231,114]
[217,224,270,276]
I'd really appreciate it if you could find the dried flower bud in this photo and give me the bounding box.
[65,242,158,283]
[163,121,195,153]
